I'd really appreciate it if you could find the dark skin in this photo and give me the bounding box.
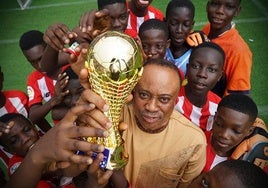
[3,102,109,188]
[189,163,245,188]
[129,0,153,17]
[139,28,170,60]
[211,107,254,157]
[185,47,223,107]
[26,70,69,132]
[206,0,241,39]
[166,6,194,59]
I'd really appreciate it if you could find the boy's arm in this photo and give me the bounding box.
[4,103,108,188]
[28,72,69,131]
[41,23,77,77]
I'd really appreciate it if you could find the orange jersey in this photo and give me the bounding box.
[203,23,252,96]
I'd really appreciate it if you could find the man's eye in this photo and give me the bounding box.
[139,92,149,99]
[159,97,170,104]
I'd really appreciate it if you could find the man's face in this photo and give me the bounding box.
[206,0,241,32]
[211,106,253,157]
[133,63,180,132]
[104,3,129,33]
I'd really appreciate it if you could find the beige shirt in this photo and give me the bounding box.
[122,104,206,188]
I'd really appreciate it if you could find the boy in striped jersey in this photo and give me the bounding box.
[20,30,69,131]
[0,66,29,178]
[175,42,224,131]
[125,0,164,38]
[203,94,259,172]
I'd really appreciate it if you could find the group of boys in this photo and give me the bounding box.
[1,0,268,188]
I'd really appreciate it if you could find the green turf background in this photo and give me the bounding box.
[0,0,267,121]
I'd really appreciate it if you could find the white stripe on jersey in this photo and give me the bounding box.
[37,77,51,102]
[9,97,28,117]
[210,155,227,170]
[0,107,8,116]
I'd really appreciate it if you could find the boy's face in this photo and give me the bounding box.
[211,106,253,157]
[186,47,223,97]
[1,117,39,157]
[140,29,170,60]
[206,0,241,32]
[23,44,45,72]
[133,64,180,132]
[104,3,129,33]
[132,0,152,10]
[189,164,244,188]
[167,7,194,47]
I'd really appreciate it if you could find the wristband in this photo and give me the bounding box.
[66,41,80,57]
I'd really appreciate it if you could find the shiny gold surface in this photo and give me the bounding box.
[85,31,143,170]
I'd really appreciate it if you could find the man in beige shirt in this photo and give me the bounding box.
[121,58,206,188]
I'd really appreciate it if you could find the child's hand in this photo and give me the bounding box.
[29,103,109,167]
[44,23,78,51]
[0,121,14,136]
[79,9,112,38]
[86,153,113,187]
[52,72,69,106]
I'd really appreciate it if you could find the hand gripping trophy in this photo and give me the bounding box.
[85,31,143,170]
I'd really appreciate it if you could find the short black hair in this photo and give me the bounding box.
[0,113,32,125]
[97,0,126,10]
[190,42,225,66]
[138,19,169,39]
[19,30,45,51]
[215,160,268,188]
[218,94,258,125]
[144,58,182,84]
[166,0,195,19]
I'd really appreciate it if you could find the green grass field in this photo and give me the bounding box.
[0,0,268,124]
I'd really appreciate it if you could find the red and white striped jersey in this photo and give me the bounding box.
[125,4,164,38]
[0,90,29,117]
[175,86,221,131]
[27,70,56,107]
[203,131,228,172]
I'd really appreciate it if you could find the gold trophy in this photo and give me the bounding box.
[85,31,143,170]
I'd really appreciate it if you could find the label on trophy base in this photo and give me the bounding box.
[91,147,115,170]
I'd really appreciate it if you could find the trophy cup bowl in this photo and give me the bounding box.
[85,31,143,170]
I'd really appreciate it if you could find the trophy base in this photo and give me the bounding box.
[91,145,128,170]
[92,147,114,170]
